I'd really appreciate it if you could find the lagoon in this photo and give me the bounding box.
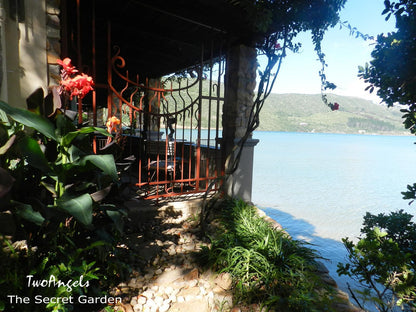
[252,131,416,296]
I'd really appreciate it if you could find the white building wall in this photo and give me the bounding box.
[1,0,47,108]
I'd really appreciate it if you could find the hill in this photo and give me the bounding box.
[258,93,408,135]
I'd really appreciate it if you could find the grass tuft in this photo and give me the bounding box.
[199,199,336,311]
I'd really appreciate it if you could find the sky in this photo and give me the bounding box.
[267,0,397,103]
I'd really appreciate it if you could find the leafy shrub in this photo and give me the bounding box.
[0,60,128,311]
[199,199,335,311]
[337,210,416,312]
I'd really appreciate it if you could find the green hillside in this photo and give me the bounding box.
[258,93,408,135]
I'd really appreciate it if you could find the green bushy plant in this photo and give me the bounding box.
[0,59,128,311]
[337,210,416,312]
[199,199,335,311]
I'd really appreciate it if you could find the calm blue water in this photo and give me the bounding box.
[252,131,416,299]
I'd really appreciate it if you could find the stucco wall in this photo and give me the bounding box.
[0,0,48,108]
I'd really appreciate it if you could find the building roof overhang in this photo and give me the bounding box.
[91,0,262,77]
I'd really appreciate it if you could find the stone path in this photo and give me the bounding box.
[110,198,242,312]
[109,197,363,312]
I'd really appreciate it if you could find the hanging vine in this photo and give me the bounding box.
[200,0,348,230]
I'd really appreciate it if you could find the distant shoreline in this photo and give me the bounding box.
[253,129,412,137]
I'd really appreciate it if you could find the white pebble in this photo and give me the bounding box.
[185,295,194,301]
[146,298,156,309]
[159,303,170,312]
[154,296,164,306]
[133,303,142,312]
[137,295,147,305]
[177,296,185,303]
[141,290,154,299]
[164,286,174,296]
[130,297,138,306]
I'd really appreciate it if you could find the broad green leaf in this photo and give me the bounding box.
[62,127,110,147]
[79,154,118,181]
[17,136,52,173]
[106,210,124,233]
[13,201,45,226]
[0,101,57,140]
[57,193,93,226]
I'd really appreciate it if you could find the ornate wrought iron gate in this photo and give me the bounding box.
[107,48,225,199]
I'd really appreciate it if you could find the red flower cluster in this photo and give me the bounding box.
[57,58,94,100]
[57,58,78,76]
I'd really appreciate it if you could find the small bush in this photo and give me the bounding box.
[199,199,335,311]
[337,210,416,312]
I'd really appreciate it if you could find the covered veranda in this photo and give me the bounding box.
[59,0,260,201]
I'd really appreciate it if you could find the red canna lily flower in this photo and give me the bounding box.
[59,72,94,100]
[57,58,78,76]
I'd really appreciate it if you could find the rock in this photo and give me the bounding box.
[336,290,350,301]
[170,299,210,312]
[164,286,174,296]
[137,295,147,305]
[130,296,138,306]
[141,290,153,300]
[120,303,134,312]
[154,296,164,306]
[188,279,198,288]
[155,268,184,285]
[320,273,338,287]
[315,261,330,274]
[133,303,142,312]
[178,286,200,298]
[159,302,170,312]
[214,272,233,290]
[183,268,199,280]
[145,298,157,310]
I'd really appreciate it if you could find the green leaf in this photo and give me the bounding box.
[374,227,388,238]
[106,210,124,233]
[57,193,93,226]
[62,127,110,147]
[13,201,45,226]
[0,101,57,140]
[78,154,118,181]
[17,136,52,173]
